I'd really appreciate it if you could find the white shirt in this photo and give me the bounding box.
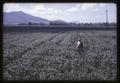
[76,41,81,49]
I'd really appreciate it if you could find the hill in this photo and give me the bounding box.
[3,11,50,25]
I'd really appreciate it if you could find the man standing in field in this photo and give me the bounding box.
[76,40,84,55]
[76,40,81,49]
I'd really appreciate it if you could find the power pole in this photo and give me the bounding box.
[106,10,108,28]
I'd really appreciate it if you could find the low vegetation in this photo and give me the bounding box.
[3,29,117,80]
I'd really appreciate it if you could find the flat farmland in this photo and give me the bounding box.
[3,27,117,80]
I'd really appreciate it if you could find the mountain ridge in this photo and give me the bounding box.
[3,11,50,25]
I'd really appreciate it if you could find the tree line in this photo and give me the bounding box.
[19,21,116,27]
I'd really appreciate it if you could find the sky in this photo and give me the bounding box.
[3,3,117,23]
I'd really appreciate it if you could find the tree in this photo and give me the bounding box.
[28,22,32,25]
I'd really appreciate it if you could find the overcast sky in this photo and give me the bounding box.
[3,3,117,23]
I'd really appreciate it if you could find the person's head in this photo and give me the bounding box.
[78,39,81,42]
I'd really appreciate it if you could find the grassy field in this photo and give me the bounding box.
[3,29,117,80]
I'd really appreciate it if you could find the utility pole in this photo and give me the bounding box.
[106,10,108,28]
